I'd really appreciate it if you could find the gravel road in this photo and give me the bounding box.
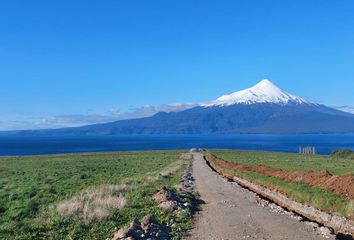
[187,153,335,240]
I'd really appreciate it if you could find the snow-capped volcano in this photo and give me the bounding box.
[11,79,354,135]
[202,79,312,106]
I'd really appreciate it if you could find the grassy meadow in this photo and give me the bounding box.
[209,149,354,218]
[210,149,354,175]
[0,151,191,240]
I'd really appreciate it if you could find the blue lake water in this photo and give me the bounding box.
[0,134,354,156]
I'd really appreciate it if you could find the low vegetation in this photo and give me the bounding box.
[56,184,128,220]
[208,149,354,218]
[331,149,354,160]
[210,149,354,175]
[241,171,354,218]
[0,151,191,240]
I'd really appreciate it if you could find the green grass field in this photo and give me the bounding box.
[240,171,353,217]
[210,149,354,175]
[209,149,354,218]
[0,151,191,240]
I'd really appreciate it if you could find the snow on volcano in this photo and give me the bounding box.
[202,79,312,106]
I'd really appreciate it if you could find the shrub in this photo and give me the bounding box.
[330,149,354,159]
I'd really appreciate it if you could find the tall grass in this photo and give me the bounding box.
[56,184,128,220]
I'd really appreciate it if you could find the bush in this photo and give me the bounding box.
[330,149,354,159]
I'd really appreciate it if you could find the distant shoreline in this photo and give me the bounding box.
[1,134,354,156]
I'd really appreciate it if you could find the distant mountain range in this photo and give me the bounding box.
[8,79,354,135]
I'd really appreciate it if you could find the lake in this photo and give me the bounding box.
[0,134,354,156]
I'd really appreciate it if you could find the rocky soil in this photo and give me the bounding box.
[111,214,170,240]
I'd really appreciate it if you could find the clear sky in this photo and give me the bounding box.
[1,1,354,130]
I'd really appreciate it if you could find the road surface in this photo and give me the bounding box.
[187,153,334,240]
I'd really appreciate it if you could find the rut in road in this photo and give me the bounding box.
[187,153,335,240]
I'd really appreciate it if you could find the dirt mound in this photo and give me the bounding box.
[111,214,170,240]
[207,154,354,199]
[153,187,179,204]
[152,186,186,212]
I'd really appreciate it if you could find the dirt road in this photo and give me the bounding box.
[188,153,334,240]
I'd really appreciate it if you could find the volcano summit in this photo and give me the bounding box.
[14,80,354,135]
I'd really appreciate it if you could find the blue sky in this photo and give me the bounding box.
[1,1,354,130]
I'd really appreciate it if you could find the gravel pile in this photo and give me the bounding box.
[177,159,194,194]
[255,196,335,239]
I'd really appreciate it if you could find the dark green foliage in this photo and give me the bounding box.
[330,149,354,160]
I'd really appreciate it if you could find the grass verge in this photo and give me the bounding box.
[207,154,354,218]
[240,171,354,218]
[210,149,354,175]
[0,150,192,240]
